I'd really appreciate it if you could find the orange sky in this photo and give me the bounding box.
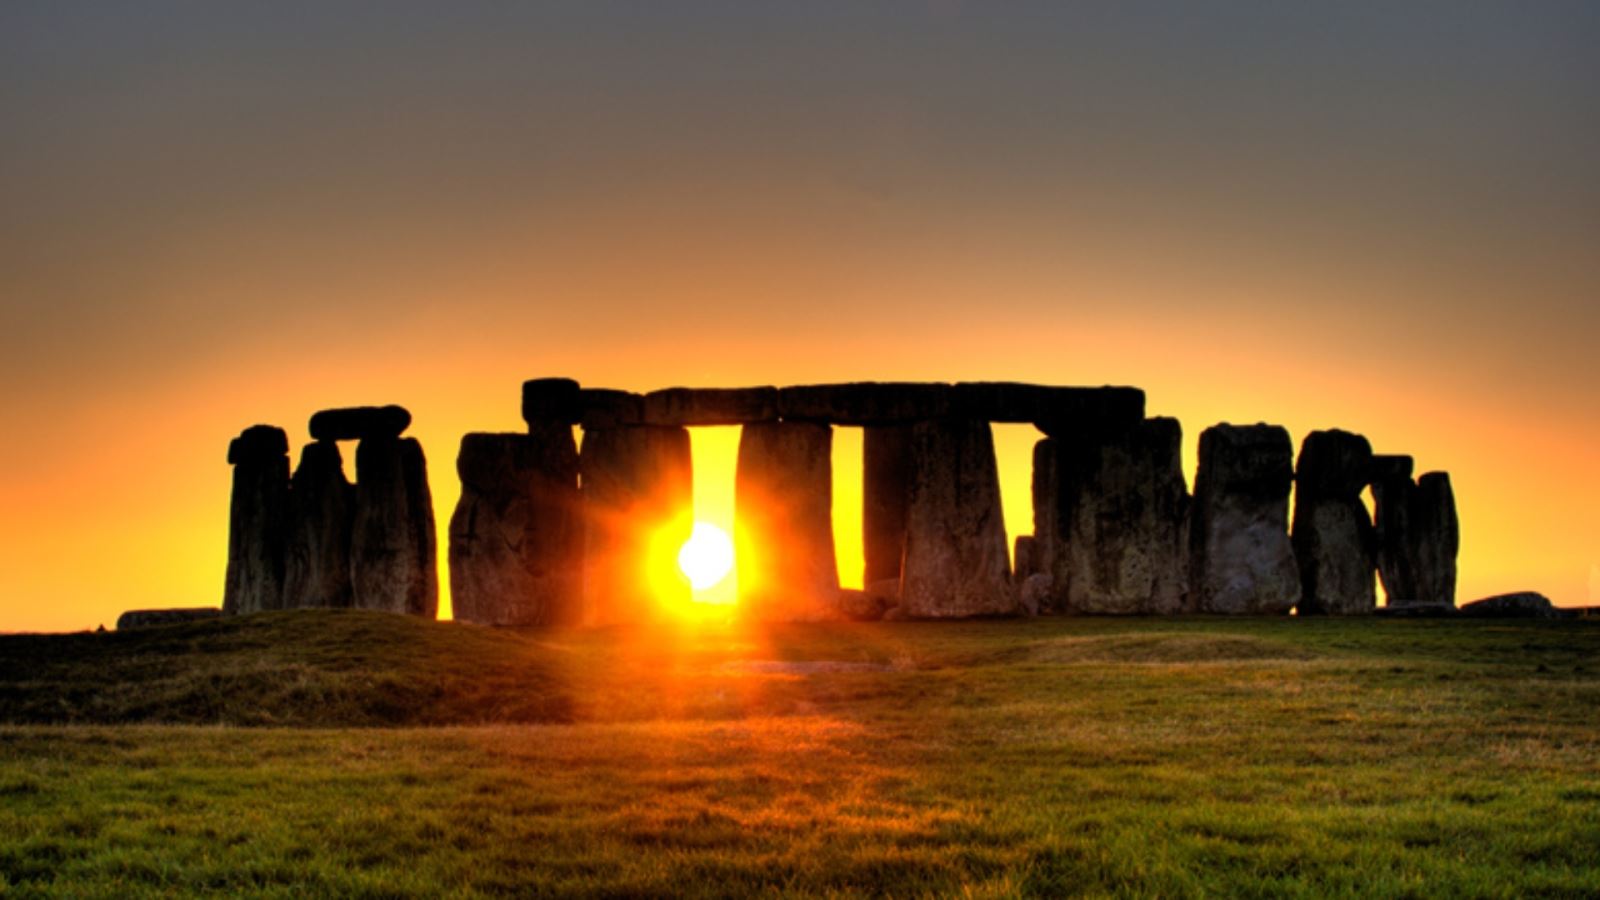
[2,4,1596,630]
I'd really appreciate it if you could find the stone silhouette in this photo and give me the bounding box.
[1189,424,1301,614]
[1055,418,1189,614]
[900,419,1014,617]
[116,608,222,629]
[351,436,438,617]
[449,426,583,627]
[223,425,290,615]
[1028,438,1061,612]
[735,421,840,621]
[282,440,355,609]
[580,424,692,624]
[1292,430,1377,615]
[862,425,913,587]
[309,405,412,442]
[521,378,582,425]
[643,386,779,426]
[1371,459,1459,607]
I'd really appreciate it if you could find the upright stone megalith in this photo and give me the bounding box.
[900,419,1015,617]
[1372,462,1459,607]
[735,421,840,621]
[1056,418,1189,614]
[580,425,692,624]
[1369,455,1418,601]
[282,440,355,609]
[1292,430,1376,615]
[862,425,913,588]
[1189,423,1301,614]
[450,426,583,627]
[351,436,438,617]
[1029,438,1061,612]
[223,425,290,615]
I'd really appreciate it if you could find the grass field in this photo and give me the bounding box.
[2,610,1597,897]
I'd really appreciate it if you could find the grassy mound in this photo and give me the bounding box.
[0,610,571,726]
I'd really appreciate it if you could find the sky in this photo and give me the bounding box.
[2,2,1596,631]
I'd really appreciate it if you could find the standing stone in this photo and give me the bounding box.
[1013,535,1038,579]
[1030,438,1062,613]
[1411,472,1459,606]
[449,426,583,627]
[1370,455,1419,602]
[1189,424,1301,614]
[862,425,913,586]
[1056,418,1189,614]
[223,425,290,615]
[1292,430,1376,615]
[900,419,1015,618]
[282,440,355,609]
[351,437,438,617]
[735,422,840,621]
[580,425,692,625]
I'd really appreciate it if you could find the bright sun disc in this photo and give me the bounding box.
[678,522,734,591]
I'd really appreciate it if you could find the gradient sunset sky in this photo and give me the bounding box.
[3,2,1597,631]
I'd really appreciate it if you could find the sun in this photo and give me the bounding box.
[677,522,734,591]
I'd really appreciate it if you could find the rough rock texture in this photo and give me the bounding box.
[351,437,438,617]
[835,589,890,622]
[521,378,582,425]
[1013,535,1038,579]
[449,426,583,626]
[1019,573,1054,616]
[777,383,952,425]
[952,383,1145,433]
[1029,439,1061,613]
[580,425,692,624]
[308,405,411,442]
[642,387,779,426]
[1459,591,1559,619]
[223,425,290,616]
[900,419,1015,617]
[1372,467,1459,607]
[1292,430,1377,616]
[1055,418,1190,614]
[579,389,646,429]
[1189,424,1302,614]
[282,440,355,609]
[862,425,913,585]
[116,608,222,630]
[735,422,840,621]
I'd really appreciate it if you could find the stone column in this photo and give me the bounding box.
[223,425,290,615]
[1370,455,1418,602]
[282,440,355,609]
[735,421,840,621]
[580,425,692,625]
[1029,438,1062,612]
[1056,418,1189,614]
[1189,423,1301,614]
[862,425,912,595]
[1292,430,1376,615]
[449,425,583,627]
[900,419,1014,617]
[351,436,439,618]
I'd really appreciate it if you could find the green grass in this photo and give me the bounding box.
[1,611,1598,897]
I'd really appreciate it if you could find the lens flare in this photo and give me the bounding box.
[678,522,735,591]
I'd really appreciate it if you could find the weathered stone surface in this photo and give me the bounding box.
[865,577,900,606]
[1019,573,1053,616]
[835,589,890,622]
[223,425,290,616]
[863,425,913,585]
[1013,535,1038,579]
[449,426,582,627]
[282,440,355,609]
[777,383,952,425]
[308,405,411,442]
[116,608,222,630]
[1292,430,1376,616]
[1055,418,1190,614]
[900,419,1015,617]
[1459,591,1559,619]
[521,378,582,425]
[580,425,692,624]
[1372,469,1459,607]
[953,383,1145,433]
[351,437,438,617]
[735,422,840,621]
[642,387,779,426]
[1029,438,1062,613]
[579,389,645,429]
[1189,424,1301,614]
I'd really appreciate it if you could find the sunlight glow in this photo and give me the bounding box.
[678,522,735,591]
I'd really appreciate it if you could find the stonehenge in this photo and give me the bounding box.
[223,381,1462,624]
[223,408,438,618]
